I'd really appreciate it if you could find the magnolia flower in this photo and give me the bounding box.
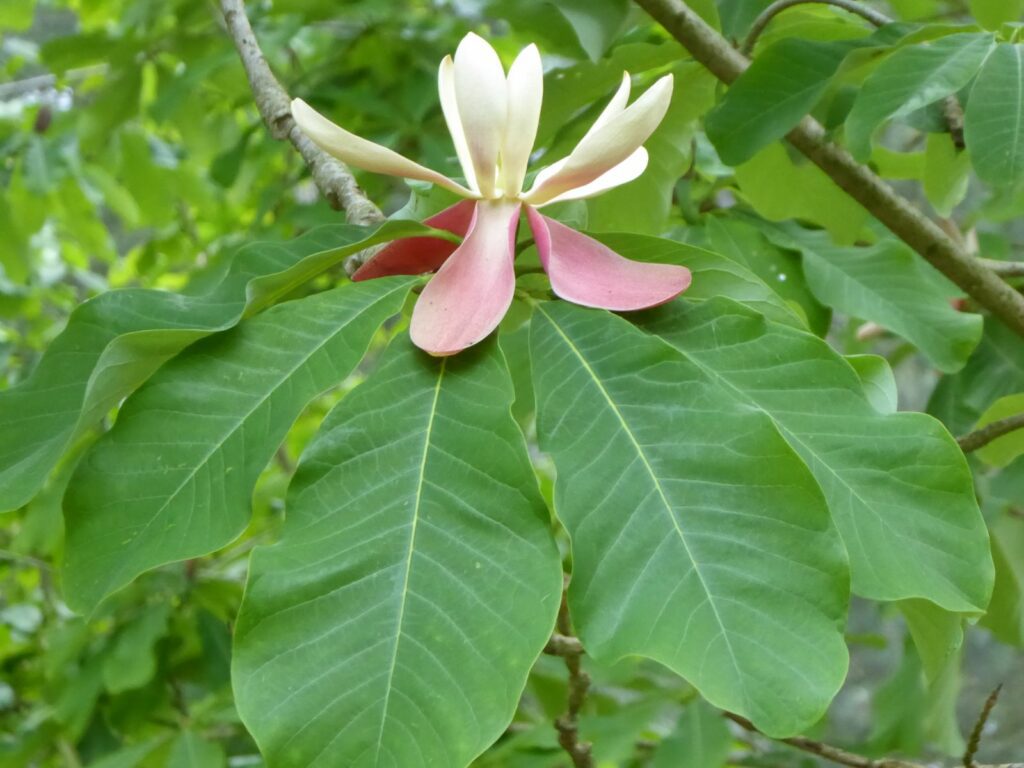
[292,33,691,356]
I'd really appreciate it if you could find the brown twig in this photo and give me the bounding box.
[725,711,1022,768]
[965,685,1003,768]
[219,0,383,228]
[545,632,585,657]
[741,0,891,54]
[957,414,1024,453]
[633,0,1024,339]
[554,592,593,768]
[980,259,1024,278]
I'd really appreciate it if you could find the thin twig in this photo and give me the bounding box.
[554,592,593,768]
[957,414,1024,452]
[633,0,1024,339]
[725,711,1022,768]
[741,0,891,54]
[219,0,383,228]
[979,259,1024,278]
[965,685,1003,768]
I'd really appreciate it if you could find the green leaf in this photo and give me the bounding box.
[845,354,899,414]
[643,299,992,612]
[102,602,172,693]
[735,143,868,243]
[970,0,1024,29]
[552,0,629,61]
[928,319,1024,434]
[590,232,806,327]
[845,33,996,161]
[971,393,1024,467]
[166,732,226,768]
[704,217,830,335]
[898,599,963,683]
[981,513,1024,646]
[530,301,849,736]
[652,700,731,768]
[758,224,983,373]
[0,220,437,513]
[82,739,164,768]
[965,43,1024,187]
[707,36,860,165]
[63,278,415,612]
[233,335,561,767]
[923,133,971,216]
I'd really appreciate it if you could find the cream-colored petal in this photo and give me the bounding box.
[502,44,543,196]
[291,99,475,197]
[525,73,629,193]
[585,71,631,139]
[535,147,648,206]
[439,55,479,193]
[523,74,672,205]
[453,32,508,198]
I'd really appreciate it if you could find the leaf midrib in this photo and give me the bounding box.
[535,304,746,701]
[372,358,446,764]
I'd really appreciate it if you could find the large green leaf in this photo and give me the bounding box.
[530,301,849,736]
[757,224,983,373]
[845,33,996,161]
[643,298,991,612]
[965,43,1024,187]
[63,278,415,611]
[233,335,561,767]
[0,220,440,513]
[981,512,1024,646]
[707,36,860,165]
[651,700,731,768]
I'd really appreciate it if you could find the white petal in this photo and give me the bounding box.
[454,32,508,198]
[291,99,474,197]
[535,147,648,206]
[439,55,479,193]
[502,44,543,197]
[585,71,631,139]
[524,74,673,205]
[525,73,629,193]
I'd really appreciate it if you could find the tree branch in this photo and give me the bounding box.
[725,711,1023,768]
[965,686,1003,768]
[554,593,593,768]
[633,0,1024,339]
[958,414,1024,452]
[979,259,1024,278]
[742,0,891,54]
[219,0,383,227]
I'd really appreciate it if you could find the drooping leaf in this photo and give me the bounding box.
[928,319,1024,435]
[63,278,415,611]
[0,220,443,513]
[844,33,996,161]
[651,699,731,768]
[898,599,963,683]
[530,300,849,736]
[643,298,992,612]
[981,512,1024,646]
[965,43,1024,188]
[969,0,1024,30]
[233,335,561,767]
[971,393,1024,467]
[923,132,971,216]
[552,0,630,61]
[845,354,899,414]
[707,36,862,165]
[757,223,983,373]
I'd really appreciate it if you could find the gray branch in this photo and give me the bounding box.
[219,0,383,227]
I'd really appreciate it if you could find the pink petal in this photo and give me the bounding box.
[352,200,477,281]
[527,208,691,310]
[411,201,521,356]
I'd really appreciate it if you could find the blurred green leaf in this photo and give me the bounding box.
[965,43,1024,188]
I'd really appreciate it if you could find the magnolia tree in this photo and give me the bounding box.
[3,0,1024,766]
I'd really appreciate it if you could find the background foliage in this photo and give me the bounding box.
[1,0,1023,766]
